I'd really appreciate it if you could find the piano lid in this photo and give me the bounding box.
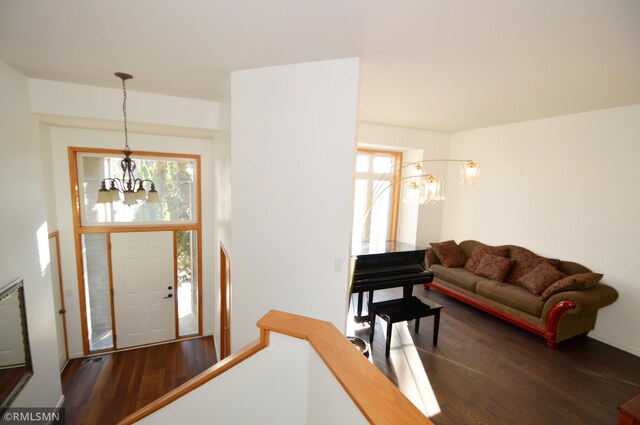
[352,240,427,257]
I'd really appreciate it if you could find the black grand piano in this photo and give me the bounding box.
[350,241,434,322]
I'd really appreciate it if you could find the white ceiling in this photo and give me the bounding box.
[1,0,639,132]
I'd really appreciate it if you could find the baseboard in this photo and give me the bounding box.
[212,333,221,360]
[55,395,65,409]
[49,395,65,425]
[589,331,640,357]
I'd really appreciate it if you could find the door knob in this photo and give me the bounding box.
[59,309,66,315]
[164,294,173,299]
[168,286,173,290]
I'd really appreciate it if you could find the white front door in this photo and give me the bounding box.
[111,231,175,349]
[49,236,68,370]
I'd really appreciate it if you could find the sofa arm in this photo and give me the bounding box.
[425,248,441,268]
[541,283,618,318]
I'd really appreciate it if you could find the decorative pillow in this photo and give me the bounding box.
[518,262,567,295]
[475,254,514,282]
[540,273,603,300]
[506,248,561,285]
[464,244,510,273]
[431,240,467,268]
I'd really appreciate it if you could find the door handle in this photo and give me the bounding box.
[164,294,173,299]
[59,309,66,315]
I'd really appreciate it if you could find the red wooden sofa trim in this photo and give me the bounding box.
[425,282,576,347]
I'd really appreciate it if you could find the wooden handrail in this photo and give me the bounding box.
[117,330,269,424]
[119,310,432,425]
[258,310,433,425]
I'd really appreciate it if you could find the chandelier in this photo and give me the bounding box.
[402,160,480,204]
[96,72,159,206]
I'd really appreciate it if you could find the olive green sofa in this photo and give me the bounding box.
[425,240,618,347]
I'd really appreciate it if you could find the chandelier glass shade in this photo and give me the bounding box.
[460,160,480,185]
[96,72,159,206]
[402,174,446,204]
[360,158,480,241]
[399,160,478,205]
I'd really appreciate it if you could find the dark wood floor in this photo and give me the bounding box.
[352,286,640,425]
[61,337,216,425]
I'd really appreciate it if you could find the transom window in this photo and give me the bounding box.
[77,152,198,226]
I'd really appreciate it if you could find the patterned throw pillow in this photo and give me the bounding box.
[518,262,567,295]
[506,248,561,285]
[464,244,510,273]
[431,240,467,268]
[540,273,603,300]
[475,254,514,282]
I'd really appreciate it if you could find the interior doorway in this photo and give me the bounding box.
[219,243,231,359]
[48,231,69,370]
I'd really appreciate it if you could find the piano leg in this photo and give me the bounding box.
[369,307,376,343]
[354,291,375,323]
[355,292,365,322]
[403,284,413,299]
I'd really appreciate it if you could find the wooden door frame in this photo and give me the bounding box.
[48,231,69,369]
[219,243,231,359]
[68,147,203,355]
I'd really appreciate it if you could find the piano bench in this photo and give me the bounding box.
[369,296,442,358]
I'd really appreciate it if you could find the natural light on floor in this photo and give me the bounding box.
[347,296,441,418]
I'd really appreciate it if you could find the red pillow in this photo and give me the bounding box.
[506,248,560,285]
[540,273,603,300]
[475,254,514,282]
[431,240,467,268]
[518,262,567,295]
[464,244,510,273]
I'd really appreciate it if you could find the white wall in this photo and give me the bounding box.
[212,76,232,357]
[442,104,640,355]
[29,78,219,131]
[47,127,215,357]
[230,58,360,350]
[140,332,369,425]
[140,333,310,425]
[306,349,368,425]
[357,122,450,246]
[0,60,63,408]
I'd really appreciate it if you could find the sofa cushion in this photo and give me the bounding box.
[506,248,561,285]
[464,244,510,273]
[540,272,604,300]
[430,264,483,292]
[518,262,567,295]
[475,254,514,282]
[476,280,545,317]
[431,240,467,267]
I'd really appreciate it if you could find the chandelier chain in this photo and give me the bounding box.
[122,77,129,152]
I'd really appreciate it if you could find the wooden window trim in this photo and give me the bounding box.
[356,148,403,242]
[69,147,204,355]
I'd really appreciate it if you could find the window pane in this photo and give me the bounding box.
[352,150,399,249]
[372,155,393,173]
[82,234,113,351]
[356,154,369,172]
[370,180,391,250]
[79,153,197,225]
[177,230,198,336]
